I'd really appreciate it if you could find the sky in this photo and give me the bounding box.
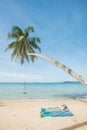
[0,0,87,83]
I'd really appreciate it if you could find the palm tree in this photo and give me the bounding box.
[5,25,87,88]
[5,25,41,64]
[5,25,41,94]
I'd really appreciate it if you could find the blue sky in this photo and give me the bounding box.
[0,0,87,82]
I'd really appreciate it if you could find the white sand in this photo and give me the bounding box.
[0,99,87,130]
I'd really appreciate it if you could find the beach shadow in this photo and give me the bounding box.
[73,98,87,103]
[60,121,87,130]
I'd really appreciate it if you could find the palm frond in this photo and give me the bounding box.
[18,41,25,56]
[20,56,24,65]
[29,37,41,43]
[12,26,23,36]
[35,37,41,43]
[29,38,41,52]
[27,44,37,62]
[7,26,23,40]
[11,48,17,60]
[7,32,19,39]
[24,51,29,62]
[11,43,20,60]
[24,24,34,38]
[5,42,18,52]
[30,42,41,52]
[27,43,35,53]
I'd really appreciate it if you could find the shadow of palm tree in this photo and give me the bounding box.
[73,98,87,103]
[60,121,87,130]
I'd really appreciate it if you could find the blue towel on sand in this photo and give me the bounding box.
[40,107,74,117]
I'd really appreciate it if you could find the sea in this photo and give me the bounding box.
[0,82,87,100]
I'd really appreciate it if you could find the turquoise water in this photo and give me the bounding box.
[0,82,87,100]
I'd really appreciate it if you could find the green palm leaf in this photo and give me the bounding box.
[5,42,17,51]
[24,25,34,38]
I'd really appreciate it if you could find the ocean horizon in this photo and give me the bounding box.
[0,81,87,100]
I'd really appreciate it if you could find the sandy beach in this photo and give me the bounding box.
[0,99,87,130]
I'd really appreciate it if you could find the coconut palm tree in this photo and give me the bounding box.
[5,25,41,64]
[5,25,41,94]
[5,25,87,88]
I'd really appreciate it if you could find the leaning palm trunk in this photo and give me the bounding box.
[29,53,87,87]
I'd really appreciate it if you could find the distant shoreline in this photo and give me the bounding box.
[0,81,81,84]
